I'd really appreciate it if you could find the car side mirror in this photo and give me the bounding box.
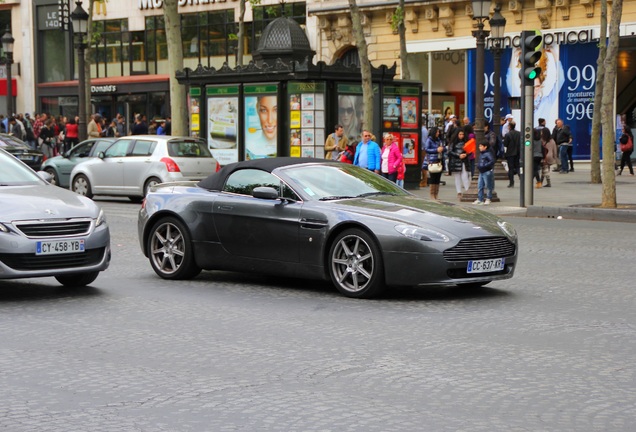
[97,151,105,159]
[36,170,53,183]
[252,186,279,200]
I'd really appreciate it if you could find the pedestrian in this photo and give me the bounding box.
[324,124,348,161]
[131,114,149,135]
[87,113,102,138]
[424,126,445,200]
[396,158,406,188]
[618,125,634,176]
[353,130,381,173]
[473,141,495,205]
[38,119,56,159]
[156,119,167,135]
[504,121,521,187]
[541,127,558,187]
[501,114,514,137]
[379,132,402,183]
[533,128,544,188]
[8,116,25,141]
[64,117,79,152]
[553,118,572,173]
[447,128,471,200]
[115,114,126,137]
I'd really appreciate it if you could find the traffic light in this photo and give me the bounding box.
[521,30,543,86]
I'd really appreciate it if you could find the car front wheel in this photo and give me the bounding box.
[44,167,59,186]
[328,228,385,299]
[72,174,93,199]
[55,271,100,287]
[148,217,201,280]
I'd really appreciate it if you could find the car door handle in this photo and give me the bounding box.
[218,205,233,211]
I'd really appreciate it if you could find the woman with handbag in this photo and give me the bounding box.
[618,125,634,175]
[424,127,445,200]
[448,129,472,201]
[380,133,402,183]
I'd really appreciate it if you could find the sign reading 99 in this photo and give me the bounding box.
[565,64,596,121]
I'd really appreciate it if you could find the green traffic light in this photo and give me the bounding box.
[525,141,531,146]
[528,70,538,80]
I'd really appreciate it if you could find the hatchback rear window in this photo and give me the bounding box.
[167,140,212,158]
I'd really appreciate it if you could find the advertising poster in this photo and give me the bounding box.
[206,86,239,165]
[400,97,419,129]
[301,94,315,110]
[244,85,278,160]
[401,132,419,165]
[188,90,201,137]
[383,96,400,129]
[338,94,363,143]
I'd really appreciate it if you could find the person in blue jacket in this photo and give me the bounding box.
[353,130,381,174]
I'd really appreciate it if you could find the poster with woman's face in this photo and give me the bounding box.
[338,95,363,144]
[245,95,278,160]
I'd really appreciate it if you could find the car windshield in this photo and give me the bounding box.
[167,139,212,157]
[0,150,45,185]
[282,164,409,201]
[0,135,28,148]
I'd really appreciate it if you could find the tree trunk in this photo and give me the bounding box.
[601,0,622,208]
[237,0,246,66]
[590,0,607,184]
[163,0,187,136]
[348,0,374,135]
[398,0,410,80]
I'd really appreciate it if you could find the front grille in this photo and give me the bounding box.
[14,219,92,238]
[0,248,106,271]
[443,237,516,262]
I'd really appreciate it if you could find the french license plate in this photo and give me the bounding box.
[20,156,35,161]
[36,239,85,255]
[467,258,505,274]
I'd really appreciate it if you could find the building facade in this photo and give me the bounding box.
[1,0,634,160]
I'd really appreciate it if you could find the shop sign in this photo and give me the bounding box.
[138,0,227,10]
[91,85,117,94]
[39,6,62,31]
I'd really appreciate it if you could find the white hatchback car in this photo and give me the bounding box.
[70,135,220,202]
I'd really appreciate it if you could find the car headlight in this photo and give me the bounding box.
[497,220,517,240]
[95,209,107,227]
[0,223,8,233]
[395,224,450,242]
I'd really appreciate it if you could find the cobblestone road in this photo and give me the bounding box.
[0,201,634,431]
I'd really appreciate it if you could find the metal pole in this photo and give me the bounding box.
[523,82,534,206]
[77,36,87,142]
[5,53,12,117]
[493,44,502,137]
[473,23,489,147]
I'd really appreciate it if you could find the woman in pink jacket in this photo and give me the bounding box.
[380,132,403,183]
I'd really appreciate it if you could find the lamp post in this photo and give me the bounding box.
[71,0,89,142]
[2,29,14,117]
[489,5,506,137]
[471,0,491,147]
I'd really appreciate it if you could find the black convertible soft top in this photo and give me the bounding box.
[198,157,336,191]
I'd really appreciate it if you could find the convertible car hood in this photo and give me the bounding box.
[0,184,98,221]
[328,195,504,236]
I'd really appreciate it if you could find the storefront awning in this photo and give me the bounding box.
[0,79,17,97]
[407,37,476,54]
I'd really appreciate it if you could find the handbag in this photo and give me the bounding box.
[428,161,443,173]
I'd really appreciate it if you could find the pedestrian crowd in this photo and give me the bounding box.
[0,111,172,158]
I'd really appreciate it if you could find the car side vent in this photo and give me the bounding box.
[443,237,516,262]
[14,219,93,239]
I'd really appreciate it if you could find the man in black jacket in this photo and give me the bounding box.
[552,118,573,173]
[503,121,521,187]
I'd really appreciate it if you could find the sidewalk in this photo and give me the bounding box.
[410,163,636,223]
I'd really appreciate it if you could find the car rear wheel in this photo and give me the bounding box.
[44,167,59,186]
[144,177,162,197]
[148,217,201,280]
[72,174,93,199]
[328,228,385,299]
[55,271,100,287]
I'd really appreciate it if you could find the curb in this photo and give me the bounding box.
[526,205,636,223]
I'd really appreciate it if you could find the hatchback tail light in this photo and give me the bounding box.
[160,157,181,173]
[215,161,221,172]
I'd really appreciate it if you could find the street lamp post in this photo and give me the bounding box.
[461,0,492,203]
[471,0,491,147]
[71,0,89,142]
[2,29,14,117]
[489,5,506,137]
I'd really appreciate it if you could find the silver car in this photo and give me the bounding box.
[40,138,116,188]
[70,135,220,202]
[0,148,111,286]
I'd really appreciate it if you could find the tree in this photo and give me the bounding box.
[391,0,410,80]
[600,0,623,208]
[348,0,374,134]
[236,0,261,67]
[163,0,187,136]
[589,0,608,184]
